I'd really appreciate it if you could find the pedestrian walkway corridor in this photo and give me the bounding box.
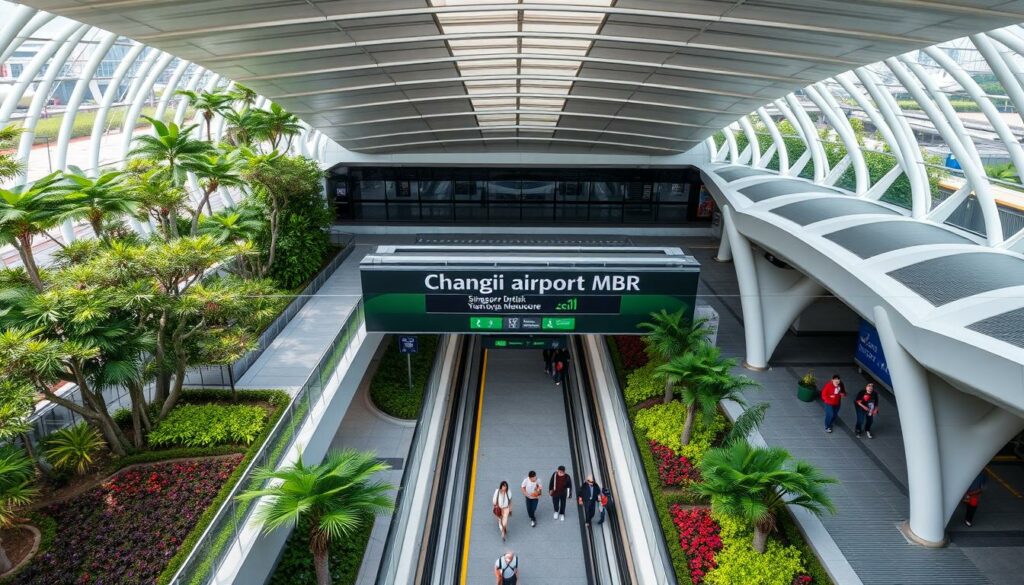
[464,349,588,585]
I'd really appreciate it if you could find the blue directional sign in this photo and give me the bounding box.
[854,320,892,390]
[398,335,418,354]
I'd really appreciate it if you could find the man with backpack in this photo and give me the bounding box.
[552,348,569,386]
[494,551,519,585]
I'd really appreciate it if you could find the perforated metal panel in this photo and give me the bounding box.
[771,198,899,226]
[969,308,1024,349]
[739,179,840,202]
[888,253,1024,306]
[824,221,974,259]
[716,166,772,182]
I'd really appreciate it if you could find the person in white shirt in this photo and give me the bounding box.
[521,471,543,527]
[493,480,513,541]
[494,551,519,585]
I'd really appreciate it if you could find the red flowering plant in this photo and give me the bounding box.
[650,441,700,487]
[793,575,814,585]
[670,504,723,584]
[613,335,649,371]
[10,456,243,585]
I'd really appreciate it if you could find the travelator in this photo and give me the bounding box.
[373,333,677,585]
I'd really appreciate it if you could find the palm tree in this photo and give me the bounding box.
[121,162,188,240]
[175,90,233,141]
[238,450,395,585]
[189,149,245,234]
[0,445,38,573]
[128,117,212,187]
[254,103,303,151]
[228,83,259,109]
[638,309,711,403]
[0,172,68,291]
[198,208,263,244]
[0,124,26,183]
[656,344,757,446]
[57,166,135,239]
[696,441,836,553]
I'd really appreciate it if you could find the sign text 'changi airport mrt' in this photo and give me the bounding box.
[359,245,701,334]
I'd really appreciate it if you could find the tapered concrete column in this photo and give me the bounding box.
[721,206,823,369]
[714,219,732,262]
[874,306,1024,546]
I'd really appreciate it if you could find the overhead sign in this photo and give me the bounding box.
[361,256,700,334]
[483,336,565,350]
[854,319,892,391]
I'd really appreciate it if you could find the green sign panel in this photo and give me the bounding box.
[361,261,700,334]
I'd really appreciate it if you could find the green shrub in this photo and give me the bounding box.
[149,404,268,448]
[779,508,833,585]
[634,402,725,464]
[704,510,805,585]
[269,515,373,585]
[43,423,105,475]
[624,363,663,406]
[369,335,439,419]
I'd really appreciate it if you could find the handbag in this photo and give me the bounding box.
[493,503,502,518]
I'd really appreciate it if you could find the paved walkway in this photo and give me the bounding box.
[328,341,415,585]
[237,243,372,391]
[465,348,588,585]
[687,235,1024,585]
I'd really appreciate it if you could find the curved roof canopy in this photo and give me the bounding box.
[17,0,1024,154]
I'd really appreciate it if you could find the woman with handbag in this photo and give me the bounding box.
[493,480,513,541]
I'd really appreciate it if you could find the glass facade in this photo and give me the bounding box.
[328,166,710,226]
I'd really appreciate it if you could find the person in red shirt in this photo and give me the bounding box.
[821,374,846,433]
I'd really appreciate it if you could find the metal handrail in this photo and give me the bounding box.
[168,300,365,585]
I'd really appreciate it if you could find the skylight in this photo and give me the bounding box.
[430,0,613,131]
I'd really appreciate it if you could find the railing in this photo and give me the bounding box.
[169,300,365,585]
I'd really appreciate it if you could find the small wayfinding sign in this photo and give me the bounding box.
[398,335,418,390]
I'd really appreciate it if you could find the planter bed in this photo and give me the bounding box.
[268,514,373,585]
[607,338,832,585]
[369,334,439,420]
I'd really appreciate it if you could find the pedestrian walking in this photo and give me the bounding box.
[577,474,601,526]
[543,348,554,375]
[596,487,614,525]
[494,551,519,585]
[493,480,512,541]
[820,374,846,433]
[521,470,543,527]
[963,472,988,527]
[552,349,569,386]
[854,383,880,438]
[548,465,572,522]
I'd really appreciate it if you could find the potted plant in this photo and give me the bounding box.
[797,371,817,402]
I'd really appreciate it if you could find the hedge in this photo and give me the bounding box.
[369,335,439,419]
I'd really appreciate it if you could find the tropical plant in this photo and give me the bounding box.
[638,309,711,403]
[228,84,259,109]
[798,371,816,388]
[198,208,264,244]
[238,450,395,585]
[986,162,1019,183]
[121,161,189,240]
[254,102,303,151]
[128,117,212,186]
[724,402,770,445]
[696,441,836,553]
[0,124,26,183]
[0,172,68,291]
[44,422,106,475]
[175,90,233,141]
[189,148,245,233]
[57,166,134,239]
[0,445,38,573]
[656,344,757,446]
[148,404,267,448]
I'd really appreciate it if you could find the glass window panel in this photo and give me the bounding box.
[358,180,388,200]
[455,202,488,222]
[656,203,688,224]
[589,204,622,223]
[421,203,454,221]
[387,201,419,222]
[655,182,688,202]
[419,180,453,200]
[591,181,624,201]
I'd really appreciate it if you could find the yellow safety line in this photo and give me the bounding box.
[460,349,488,585]
[984,466,1023,499]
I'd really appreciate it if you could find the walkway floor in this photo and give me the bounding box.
[237,243,372,391]
[687,235,1024,585]
[465,348,588,585]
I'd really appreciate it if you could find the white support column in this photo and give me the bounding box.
[971,33,1024,129]
[14,24,90,178]
[887,57,1003,244]
[704,136,718,163]
[174,67,207,125]
[737,116,762,168]
[89,42,145,174]
[785,94,828,182]
[806,83,868,194]
[773,98,812,177]
[153,60,191,124]
[901,58,984,171]
[864,164,904,201]
[0,6,39,66]
[874,306,1024,546]
[56,31,117,169]
[0,11,56,67]
[119,52,176,162]
[756,107,789,174]
[835,73,907,170]
[721,205,823,369]
[722,124,739,164]
[0,21,81,125]
[854,68,931,216]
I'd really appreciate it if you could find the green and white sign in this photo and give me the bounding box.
[360,246,700,334]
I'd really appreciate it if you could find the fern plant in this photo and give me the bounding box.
[44,423,106,475]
